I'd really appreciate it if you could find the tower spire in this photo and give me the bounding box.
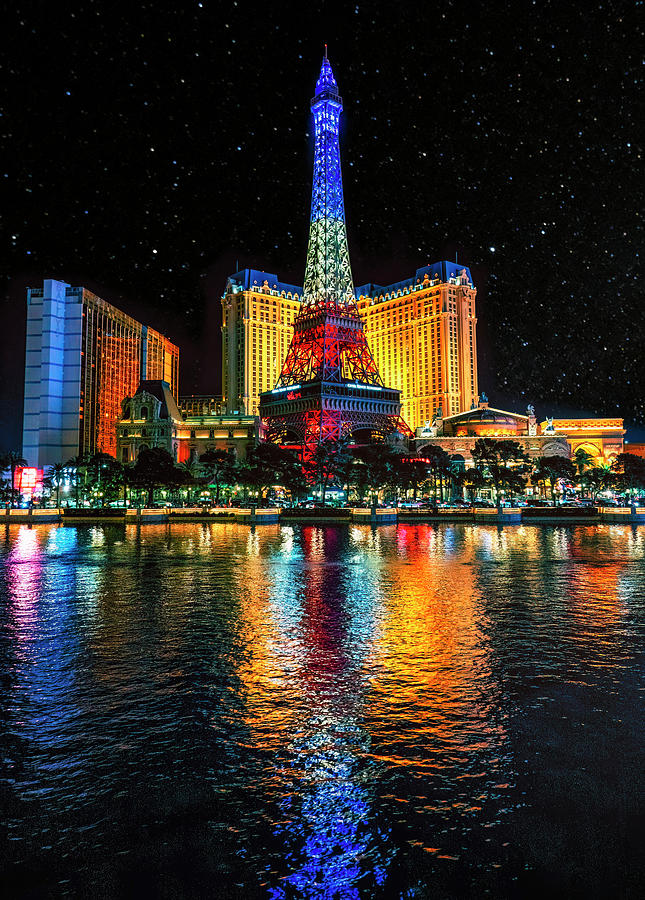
[303,51,356,313]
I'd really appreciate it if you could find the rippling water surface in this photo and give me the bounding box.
[1,523,643,899]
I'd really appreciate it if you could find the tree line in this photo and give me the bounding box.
[3,438,645,508]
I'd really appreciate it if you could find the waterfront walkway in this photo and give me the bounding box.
[3,506,645,525]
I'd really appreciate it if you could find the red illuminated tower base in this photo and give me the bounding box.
[261,382,411,462]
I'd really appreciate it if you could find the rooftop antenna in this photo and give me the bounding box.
[324,43,328,58]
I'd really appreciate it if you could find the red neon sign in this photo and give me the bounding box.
[14,467,43,496]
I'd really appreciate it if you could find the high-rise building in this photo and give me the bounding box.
[356,262,478,426]
[222,260,478,431]
[221,269,301,415]
[23,278,179,466]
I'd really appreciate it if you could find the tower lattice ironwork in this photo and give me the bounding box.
[259,50,412,461]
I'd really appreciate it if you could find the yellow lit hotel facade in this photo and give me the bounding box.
[355,263,478,427]
[221,270,301,416]
[221,262,478,430]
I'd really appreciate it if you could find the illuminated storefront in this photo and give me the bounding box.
[13,467,43,501]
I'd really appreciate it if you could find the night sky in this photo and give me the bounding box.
[1,0,642,451]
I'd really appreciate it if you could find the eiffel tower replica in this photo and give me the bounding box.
[259,50,412,462]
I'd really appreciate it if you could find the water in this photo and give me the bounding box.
[1,522,643,899]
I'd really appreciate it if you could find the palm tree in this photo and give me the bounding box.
[349,444,401,508]
[0,476,12,505]
[471,439,504,502]
[497,440,531,468]
[580,466,612,503]
[48,463,66,507]
[423,445,452,502]
[573,447,596,478]
[471,437,500,467]
[199,449,235,505]
[397,457,430,502]
[177,460,200,504]
[498,467,527,505]
[107,459,132,508]
[132,447,181,507]
[472,439,531,505]
[246,444,306,506]
[303,438,353,506]
[93,456,130,507]
[65,454,90,507]
[533,456,576,504]
[0,450,27,508]
[610,453,645,504]
[463,468,487,505]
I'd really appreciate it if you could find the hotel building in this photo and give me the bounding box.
[221,261,477,430]
[356,262,478,427]
[221,269,301,416]
[23,279,179,467]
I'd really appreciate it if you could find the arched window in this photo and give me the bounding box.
[140,406,148,421]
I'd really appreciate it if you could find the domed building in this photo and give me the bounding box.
[416,394,625,466]
[416,395,570,464]
[443,405,523,438]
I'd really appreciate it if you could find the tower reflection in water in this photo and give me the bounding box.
[236,525,390,898]
[234,524,515,895]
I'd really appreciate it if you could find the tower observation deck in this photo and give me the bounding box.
[259,51,412,461]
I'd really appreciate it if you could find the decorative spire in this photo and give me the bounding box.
[314,49,338,98]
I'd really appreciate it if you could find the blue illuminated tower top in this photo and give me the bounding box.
[302,49,356,312]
